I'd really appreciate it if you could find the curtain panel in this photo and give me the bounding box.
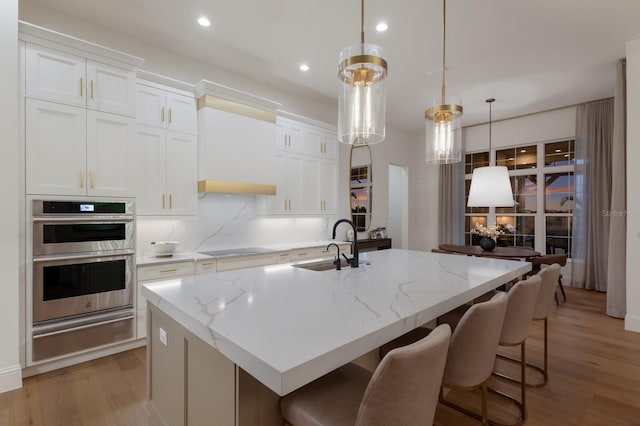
[438,162,464,245]
[572,98,614,293]
[606,59,627,318]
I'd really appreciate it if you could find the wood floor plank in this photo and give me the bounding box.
[0,287,639,425]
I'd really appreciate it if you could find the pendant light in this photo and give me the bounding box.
[425,0,462,164]
[467,98,514,207]
[338,0,388,145]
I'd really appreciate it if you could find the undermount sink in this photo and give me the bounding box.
[293,259,350,271]
[293,259,371,271]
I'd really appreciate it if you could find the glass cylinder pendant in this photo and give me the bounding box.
[338,43,388,145]
[425,104,463,164]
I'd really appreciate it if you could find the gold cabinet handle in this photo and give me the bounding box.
[80,78,83,97]
[284,199,287,210]
[90,80,94,99]
[89,170,95,189]
[80,169,84,188]
[161,106,165,123]
[169,194,173,209]
[159,268,178,274]
[168,108,172,123]
[162,194,166,209]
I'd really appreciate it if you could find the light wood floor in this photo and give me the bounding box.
[1,287,639,425]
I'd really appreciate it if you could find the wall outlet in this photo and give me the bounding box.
[159,327,167,346]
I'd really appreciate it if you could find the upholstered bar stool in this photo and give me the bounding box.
[438,292,508,426]
[529,254,567,303]
[499,264,561,388]
[280,324,451,426]
[490,275,541,426]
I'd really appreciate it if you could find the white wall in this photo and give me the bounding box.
[337,127,438,251]
[0,0,22,393]
[463,106,577,151]
[625,39,640,332]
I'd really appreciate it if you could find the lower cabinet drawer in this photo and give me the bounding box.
[216,253,279,272]
[289,249,315,261]
[196,259,217,275]
[137,261,196,281]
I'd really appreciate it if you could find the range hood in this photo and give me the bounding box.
[197,180,276,196]
[196,80,281,196]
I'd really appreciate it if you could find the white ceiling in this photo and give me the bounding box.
[20,0,640,134]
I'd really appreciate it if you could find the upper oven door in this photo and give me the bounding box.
[33,218,134,256]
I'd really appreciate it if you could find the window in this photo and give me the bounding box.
[464,139,575,256]
[351,165,371,232]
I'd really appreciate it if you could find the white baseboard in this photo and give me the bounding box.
[0,364,23,394]
[625,314,640,333]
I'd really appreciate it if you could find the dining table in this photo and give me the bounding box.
[438,243,541,260]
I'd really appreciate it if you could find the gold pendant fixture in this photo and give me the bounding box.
[337,0,388,145]
[425,0,463,164]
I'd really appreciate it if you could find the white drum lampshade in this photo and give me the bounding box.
[467,166,514,207]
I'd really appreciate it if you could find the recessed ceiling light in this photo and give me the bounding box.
[564,154,570,157]
[520,149,526,153]
[198,16,211,27]
[555,149,561,153]
[299,64,310,72]
[376,22,388,32]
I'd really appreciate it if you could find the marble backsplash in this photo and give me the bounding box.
[136,193,340,257]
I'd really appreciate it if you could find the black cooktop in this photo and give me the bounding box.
[198,247,276,257]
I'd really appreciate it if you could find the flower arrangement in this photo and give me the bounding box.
[472,222,505,238]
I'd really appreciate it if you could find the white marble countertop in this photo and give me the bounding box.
[136,240,351,266]
[142,249,530,396]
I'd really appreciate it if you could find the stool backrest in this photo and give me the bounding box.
[499,275,541,345]
[533,264,562,319]
[355,324,451,426]
[442,292,508,388]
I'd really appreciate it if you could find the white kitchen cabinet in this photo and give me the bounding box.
[276,118,337,160]
[136,82,197,135]
[87,110,135,197]
[196,259,217,275]
[266,151,305,214]
[25,43,136,117]
[135,125,197,216]
[26,99,135,196]
[25,99,86,196]
[319,160,338,213]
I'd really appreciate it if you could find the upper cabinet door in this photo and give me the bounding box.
[86,110,135,197]
[319,131,337,160]
[25,44,85,107]
[25,99,87,196]
[136,84,166,128]
[166,92,197,135]
[86,60,136,117]
[135,125,167,216]
[166,132,198,216]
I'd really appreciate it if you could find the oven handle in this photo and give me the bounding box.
[33,249,135,263]
[33,315,135,339]
[32,216,134,222]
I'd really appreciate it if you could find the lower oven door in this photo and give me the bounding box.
[32,308,134,362]
[33,251,134,323]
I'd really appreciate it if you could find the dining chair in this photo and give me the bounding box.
[280,323,451,426]
[490,275,541,426]
[498,265,561,388]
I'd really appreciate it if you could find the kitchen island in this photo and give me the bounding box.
[142,249,531,425]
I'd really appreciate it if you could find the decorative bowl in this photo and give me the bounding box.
[150,241,180,257]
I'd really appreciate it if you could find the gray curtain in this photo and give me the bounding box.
[572,98,614,292]
[438,162,464,244]
[606,59,627,318]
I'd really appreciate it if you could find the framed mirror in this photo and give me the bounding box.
[350,145,372,232]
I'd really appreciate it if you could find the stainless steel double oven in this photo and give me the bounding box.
[29,199,135,363]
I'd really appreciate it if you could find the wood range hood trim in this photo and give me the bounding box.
[197,180,276,196]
